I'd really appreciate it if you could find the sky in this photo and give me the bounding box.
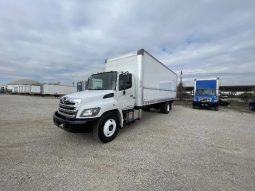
[0,0,255,86]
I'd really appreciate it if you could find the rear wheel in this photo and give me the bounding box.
[93,112,119,143]
[160,102,171,114]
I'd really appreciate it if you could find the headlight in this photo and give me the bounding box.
[193,97,198,102]
[80,107,100,117]
[213,98,218,102]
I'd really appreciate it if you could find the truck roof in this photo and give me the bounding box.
[194,78,219,81]
[106,49,177,76]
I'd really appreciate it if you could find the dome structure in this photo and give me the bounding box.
[8,79,41,86]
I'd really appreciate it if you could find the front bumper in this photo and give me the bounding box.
[53,111,98,130]
[193,101,218,107]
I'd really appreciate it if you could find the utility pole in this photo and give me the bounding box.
[180,70,183,101]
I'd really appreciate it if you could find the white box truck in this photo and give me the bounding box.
[53,49,177,143]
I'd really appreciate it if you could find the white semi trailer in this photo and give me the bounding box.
[53,49,177,143]
[42,84,76,96]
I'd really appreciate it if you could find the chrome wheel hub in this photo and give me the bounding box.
[103,119,117,137]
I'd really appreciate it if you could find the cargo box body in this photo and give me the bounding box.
[105,50,177,107]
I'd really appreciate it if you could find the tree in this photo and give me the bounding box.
[177,71,184,100]
[177,82,184,100]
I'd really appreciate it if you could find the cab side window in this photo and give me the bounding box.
[119,74,132,90]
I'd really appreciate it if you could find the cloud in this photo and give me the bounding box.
[0,0,255,86]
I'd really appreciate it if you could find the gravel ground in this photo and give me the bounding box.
[0,94,254,191]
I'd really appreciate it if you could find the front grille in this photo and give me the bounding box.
[58,98,79,118]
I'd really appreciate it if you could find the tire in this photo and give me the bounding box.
[214,106,219,111]
[160,102,170,114]
[93,112,119,143]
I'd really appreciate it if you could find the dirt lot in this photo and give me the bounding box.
[0,95,254,191]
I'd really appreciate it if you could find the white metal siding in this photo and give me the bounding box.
[105,50,177,107]
[42,85,76,95]
[24,85,30,93]
[6,85,15,93]
[31,86,41,94]
[142,53,177,105]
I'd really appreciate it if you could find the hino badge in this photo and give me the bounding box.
[53,49,177,143]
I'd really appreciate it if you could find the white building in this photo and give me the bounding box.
[0,84,6,92]
[6,79,41,94]
[6,79,77,96]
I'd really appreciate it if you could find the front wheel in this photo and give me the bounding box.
[93,112,119,143]
[160,102,171,114]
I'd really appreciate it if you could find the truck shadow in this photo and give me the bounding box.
[56,110,165,144]
[117,110,163,135]
[68,126,93,133]
[65,110,162,134]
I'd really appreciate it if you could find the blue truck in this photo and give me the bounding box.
[193,78,219,111]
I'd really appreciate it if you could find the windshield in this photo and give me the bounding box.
[196,89,216,96]
[87,72,117,90]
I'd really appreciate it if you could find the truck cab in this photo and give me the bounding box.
[53,71,140,143]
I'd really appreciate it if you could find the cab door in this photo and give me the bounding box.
[118,73,135,110]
